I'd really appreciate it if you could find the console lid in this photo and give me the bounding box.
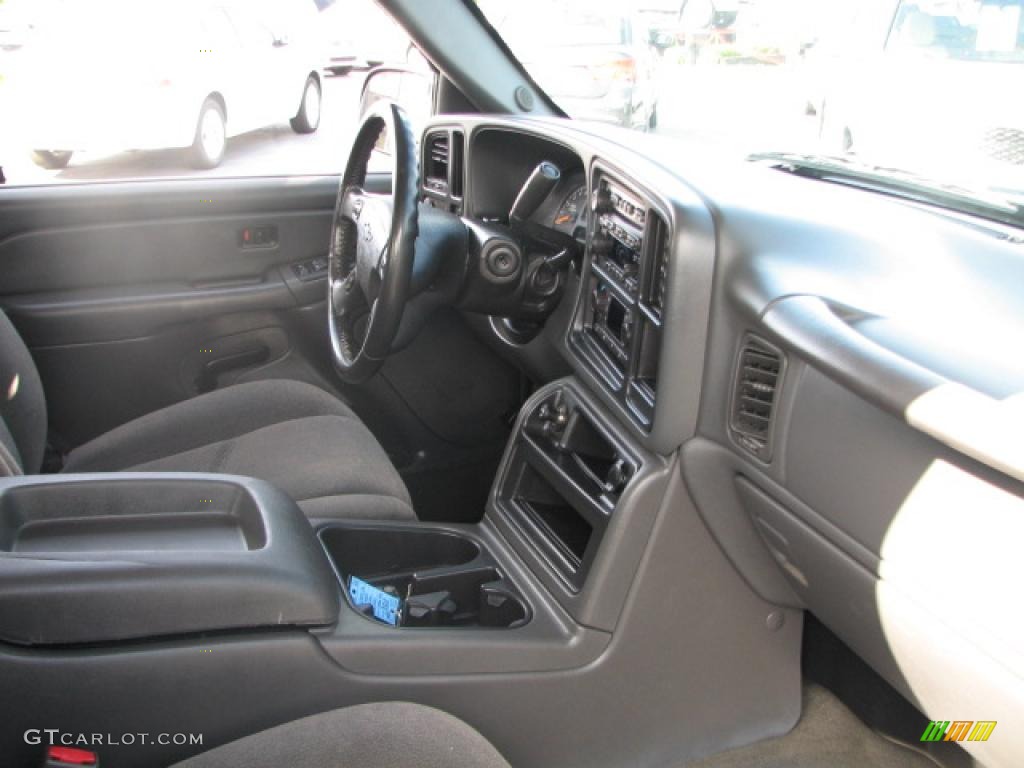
[0,473,339,645]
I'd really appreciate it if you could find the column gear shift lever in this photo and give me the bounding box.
[509,161,562,227]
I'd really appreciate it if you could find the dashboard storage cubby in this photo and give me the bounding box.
[0,473,340,646]
[319,524,530,629]
[495,386,639,590]
[507,462,593,577]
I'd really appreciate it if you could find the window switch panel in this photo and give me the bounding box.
[291,257,328,281]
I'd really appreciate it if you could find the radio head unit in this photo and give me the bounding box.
[569,170,669,431]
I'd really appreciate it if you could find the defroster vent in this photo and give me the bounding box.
[730,335,784,461]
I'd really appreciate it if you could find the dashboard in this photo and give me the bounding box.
[417,114,1024,768]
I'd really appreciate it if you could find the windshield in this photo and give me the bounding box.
[499,10,626,48]
[479,0,1024,225]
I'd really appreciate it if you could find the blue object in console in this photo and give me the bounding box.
[348,576,401,626]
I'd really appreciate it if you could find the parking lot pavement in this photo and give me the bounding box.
[0,61,820,187]
[0,72,369,185]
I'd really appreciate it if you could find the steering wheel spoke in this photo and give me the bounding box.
[330,270,367,319]
[327,102,419,383]
[339,187,367,223]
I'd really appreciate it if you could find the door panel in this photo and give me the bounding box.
[0,181,335,299]
[0,175,350,445]
[5,280,297,346]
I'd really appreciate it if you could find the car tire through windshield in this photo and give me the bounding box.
[189,98,227,170]
[290,76,322,135]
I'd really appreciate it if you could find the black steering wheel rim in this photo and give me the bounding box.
[328,101,419,383]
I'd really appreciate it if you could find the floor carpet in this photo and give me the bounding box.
[681,684,940,768]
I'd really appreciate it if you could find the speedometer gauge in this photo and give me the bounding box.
[553,186,588,233]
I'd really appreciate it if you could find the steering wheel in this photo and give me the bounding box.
[328,102,419,383]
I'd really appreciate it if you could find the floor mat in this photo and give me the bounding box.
[682,684,939,768]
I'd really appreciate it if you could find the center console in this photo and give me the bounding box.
[0,372,669,768]
[319,524,529,629]
[494,386,638,591]
[488,377,666,633]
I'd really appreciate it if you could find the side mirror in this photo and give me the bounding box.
[358,65,434,155]
[652,31,675,49]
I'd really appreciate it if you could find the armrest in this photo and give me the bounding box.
[0,473,339,645]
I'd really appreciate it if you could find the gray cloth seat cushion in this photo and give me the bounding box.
[62,379,415,521]
[171,702,512,768]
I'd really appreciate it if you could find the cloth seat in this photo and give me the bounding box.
[61,378,416,521]
[0,309,414,521]
[171,702,512,768]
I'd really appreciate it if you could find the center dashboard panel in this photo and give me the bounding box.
[418,117,717,456]
[557,150,715,457]
[569,165,671,432]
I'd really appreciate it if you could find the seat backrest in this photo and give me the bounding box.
[0,312,47,475]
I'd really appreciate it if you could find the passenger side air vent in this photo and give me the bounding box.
[730,336,784,462]
[424,132,449,195]
[450,130,465,199]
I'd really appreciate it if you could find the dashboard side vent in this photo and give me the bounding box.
[730,336,784,461]
[424,132,449,195]
[450,130,465,199]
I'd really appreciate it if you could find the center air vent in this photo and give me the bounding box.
[424,132,449,195]
[730,336,784,462]
[647,211,670,316]
[450,130,465,199]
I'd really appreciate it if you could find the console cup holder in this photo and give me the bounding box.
[319,525,530,629]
